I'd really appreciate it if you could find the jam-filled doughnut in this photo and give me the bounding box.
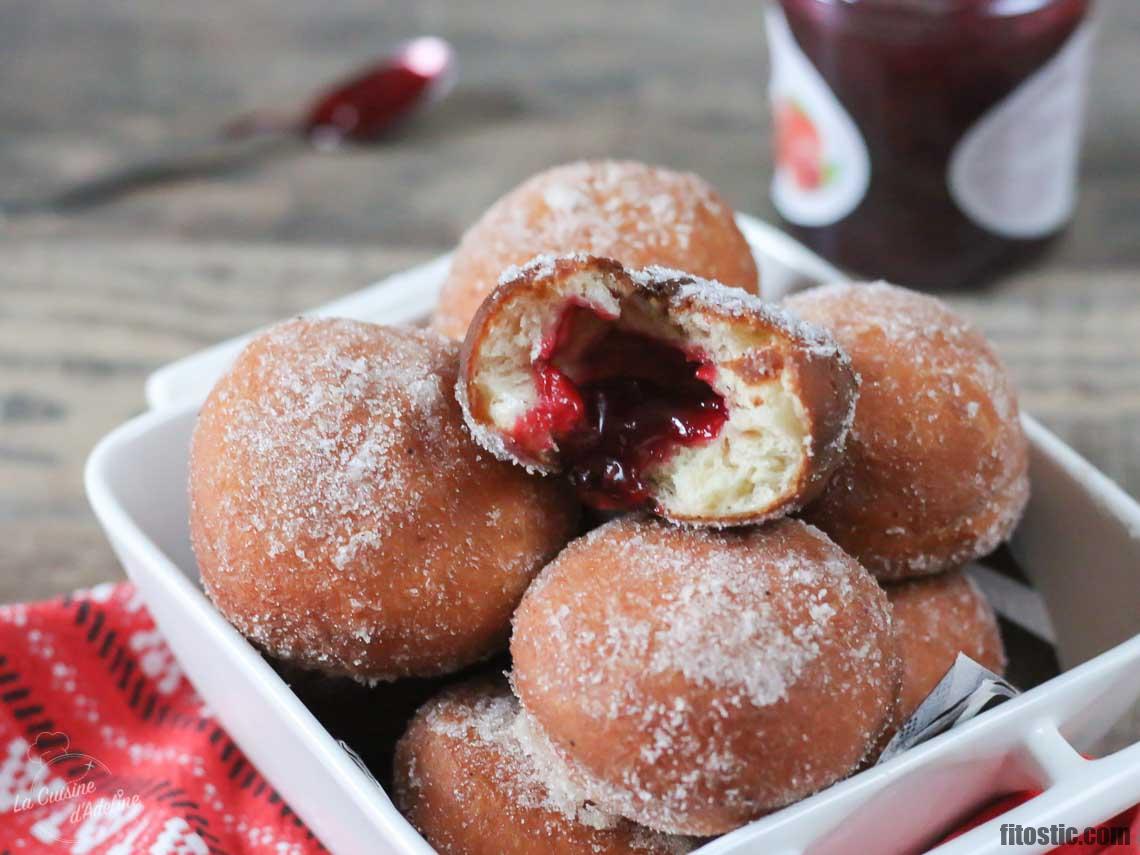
[431,160,760,340]
[510,516,899,835]
[457,255,857,526]
[786,282,1029,580]
[189,318,579,683]
[393,679,692,855]
[887,570,1006,721]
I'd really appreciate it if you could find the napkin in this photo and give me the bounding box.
[0,583,321,853]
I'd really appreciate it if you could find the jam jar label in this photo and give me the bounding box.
[949,21,1095,239]
[765,4,871,227]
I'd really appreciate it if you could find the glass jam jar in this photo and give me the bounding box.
[766,0,1094,289]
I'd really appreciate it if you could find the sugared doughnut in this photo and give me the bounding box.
[510,516,900,835]
[458,255,857,526]
[432,160,760,340]
[393,679,693,855]
[786,282,1029,580]
[887,570,1006,721]
[189,318,579,682]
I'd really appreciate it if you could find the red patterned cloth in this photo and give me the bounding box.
[0,583,321,854]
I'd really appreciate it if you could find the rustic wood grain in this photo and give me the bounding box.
[1,1,1138,257]
[1,0,1139,602]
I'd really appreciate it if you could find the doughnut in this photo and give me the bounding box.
[393,678,692,855]
[887,570,1006,721]
[457,254,857,526]
[189,318,579,682]
[785,282,1029,580]
[432,160,759,340]
[510,515,900,835]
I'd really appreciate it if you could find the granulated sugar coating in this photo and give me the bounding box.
[786,282,1029,580]
[510,516,899,836]
[189,318,578,683]
[431,160,759,340]
[887,570,1006,721]
[393,679,693,855]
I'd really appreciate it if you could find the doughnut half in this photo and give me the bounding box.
[458,254,857,526]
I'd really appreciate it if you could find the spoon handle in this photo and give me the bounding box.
[1,133,296,216]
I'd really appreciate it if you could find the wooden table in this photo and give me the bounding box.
[2,1,1138,602]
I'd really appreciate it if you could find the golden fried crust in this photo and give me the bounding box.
[887,570,1006,720]
[189,318,579,682]
[458,254,857,527]
[787,282,1029,580]
[393,679,690,855]
[510,516,900,835]
[433,160,760,340]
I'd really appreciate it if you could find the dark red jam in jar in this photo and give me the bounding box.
[766,0,1094,289]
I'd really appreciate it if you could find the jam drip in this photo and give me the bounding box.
[512,305,727,510]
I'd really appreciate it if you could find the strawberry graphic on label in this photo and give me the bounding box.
[775,99,835,191]
[766,5,869,226]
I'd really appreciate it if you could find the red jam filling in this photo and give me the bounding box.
[511,305,727,510]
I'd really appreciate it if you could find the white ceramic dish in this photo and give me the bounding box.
[87,219,1140,854]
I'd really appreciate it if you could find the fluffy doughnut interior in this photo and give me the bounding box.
[468,268,811,519]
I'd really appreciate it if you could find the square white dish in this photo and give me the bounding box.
[87,220,1140,854]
